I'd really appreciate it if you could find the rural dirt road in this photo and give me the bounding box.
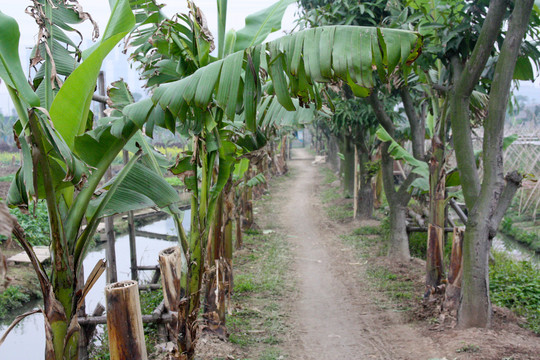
[277,148,441,360]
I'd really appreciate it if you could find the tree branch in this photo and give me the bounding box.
[450,56,480,209]
[399,86,425,160]
[455,0,509,97]
[368,91,394,136]
[481,0,534,201]
[490,171,523,236]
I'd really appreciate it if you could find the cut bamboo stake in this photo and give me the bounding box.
[106,280,148,360]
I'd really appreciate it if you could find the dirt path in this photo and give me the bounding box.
[278,148,440,360]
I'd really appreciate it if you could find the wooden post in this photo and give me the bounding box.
[105,280,148,360]
[123,150,138,281]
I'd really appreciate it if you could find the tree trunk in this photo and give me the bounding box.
[458,214,492,327]
[340,136,355,197]
[388,205,411,260]
[327,134,340,172]
[357,148,373,219]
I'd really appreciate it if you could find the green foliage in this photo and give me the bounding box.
[321,187,341,204]
[164,176,184,187]
[490,251,540,333]
[353,226,382,236]
[0,152,18,165]
[0,174,14,182]
[0,201,50,246]
[0,286,30,319]
[234,274,256,293]
[408,232,427,259]
[500,217,540,252]
[456,344,480,353]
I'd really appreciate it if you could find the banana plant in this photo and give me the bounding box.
[123,1,422,358]
[0,1,181,359]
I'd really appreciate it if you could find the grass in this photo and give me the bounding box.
[0,151,19,165]
[0,286,30,319]
[326,202,353,221]
[0,201,50,246]
[164,176,184,187]
[228,228,291,353]
[489,250,540,334]
[500,216,540,252]
[320,166,338,184]
[0,174,14,182]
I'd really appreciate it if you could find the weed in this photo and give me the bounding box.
[320,167,338,184]
[326,202,353,221]
[0,201,50,246]
[456,343,480,353]
[234,274,256,293]
[353,226,382,236]
[0,286,30,319]
[489,250,540,333]
[164,176,184,187]
[322,187,341,204]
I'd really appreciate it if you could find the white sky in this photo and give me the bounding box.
[0,0,299,114]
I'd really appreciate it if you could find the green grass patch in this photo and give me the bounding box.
[0,174,14,182]
[326,202,353,221]
[353,226,382,236]
[320,166,338,184]
[500,217,540,252]
[322,187,342,204]
[0,201,50,246]
[0,286,30,319]
[164,176,184,187]
[228,213,292,356]
[0,152,19,165]
[490,250,540,334]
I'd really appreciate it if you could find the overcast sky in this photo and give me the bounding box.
[0,0,299,114]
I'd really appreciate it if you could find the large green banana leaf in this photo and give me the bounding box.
[233,0,295,52]
[0,12,40,107]
[49,0,136,149]
[144,26,421,132]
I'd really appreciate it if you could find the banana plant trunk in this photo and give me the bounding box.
[426,134,446,294]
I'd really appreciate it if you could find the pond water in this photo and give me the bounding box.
[0,210,189,360]
[493,232,540,265]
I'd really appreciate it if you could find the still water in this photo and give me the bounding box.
[0,211,189,360]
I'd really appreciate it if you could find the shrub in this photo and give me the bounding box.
[0,286,30,318]
[490,251,540,333]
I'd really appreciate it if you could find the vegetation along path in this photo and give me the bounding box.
[276,148,439,359]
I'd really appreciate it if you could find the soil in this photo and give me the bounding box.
[272,148,540,360]
[0,164,17,200]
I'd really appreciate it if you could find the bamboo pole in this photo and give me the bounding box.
[98,71,118,284]
[105,280,148,360]
[123,150,138,281]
